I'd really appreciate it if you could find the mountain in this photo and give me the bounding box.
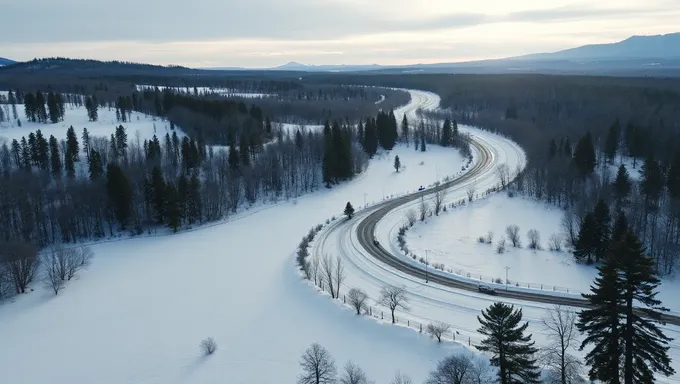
[0,57,16,66]
[513,33,680,61]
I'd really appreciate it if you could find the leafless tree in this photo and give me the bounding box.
[347,288,369,315]
[426,322,451,342]
[67,246,93,280]
[311,256,321,285]
[434,186,447,216]
[467,183,476,202]
[496,164,510,189]
[43,252,65,295]
[505,225,521,248]
[496,239,506,254]
[298,343,337,384]
[377,285,409,324]
[200,337,217,355]
[548,234,563,252]
[425,354,474,384]
[0,264,10,299]
[340,361,371,384]
[390,372,412,384]
[321,254,337,298]
[560,212,579,248]
[405,210,417,227]
[527,229,541,250]
[540,306,583,384]
[468,358,494,384]
[419,199,430,222]
[0,242,39,294]
[334,256,345,298]
[485,231,493,244]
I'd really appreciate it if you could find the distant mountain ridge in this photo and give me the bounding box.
[0,57,16,66]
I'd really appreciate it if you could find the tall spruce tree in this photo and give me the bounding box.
[82,128,91,162]
[106,164,132,229]
[49,135,61,178]
[88,150,103,180]
[593,200,611,262]
[35,91,47,123]
[573,132,596,178]
[440,119,452,147]
[35,130,49,171]
[605,120,621,164]
[47,92,60,124]
[322,120,335,186]
[401,115,409,143]
[477,302,540,384]
[164,183,181,232]
[612,165,631,209]
[151,166,166,224]
[668,150,680,201]
[574,213,597,264]
[641,156,663,208]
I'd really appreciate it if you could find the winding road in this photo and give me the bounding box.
[310,89,680,370]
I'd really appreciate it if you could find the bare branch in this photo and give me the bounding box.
[348,288,369,315]
[377,285,409,324]
[426,322,451,343]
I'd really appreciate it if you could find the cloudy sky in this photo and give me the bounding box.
[1,0,678,68]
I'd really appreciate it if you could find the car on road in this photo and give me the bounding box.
[418,186,425,191]
[373,238,380,246]
[478,285,497,295]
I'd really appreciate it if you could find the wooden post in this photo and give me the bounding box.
[420,324,422,333]
[381,311,383,320]
[343,295,345,304]
[468,337,471,346]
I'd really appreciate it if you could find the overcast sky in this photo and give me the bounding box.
[1,0,678,68]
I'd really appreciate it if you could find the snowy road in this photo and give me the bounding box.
[311,90,680,382]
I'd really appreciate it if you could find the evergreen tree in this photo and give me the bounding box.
[332,121,352,181]
[453,119,459,137]
[88,150,103,180]
[440,119,452,147]
[49,135,61,178]
[322,121,335,186]
[10,139,21,168]
[668,150,680,201]
[295,129,304,151]
[611,211,629,243]
[593,199,611,262]
[612,165,632,208]
[228,140,240,171]
[8,90,18,121]
[115,125,128,162]
[548,139,557,159]
[109,133,118,162]
[363,117,378,157]
[239,134,250,167]
[106,164,132,228]
[605,120,621,164]
[151,166,166,224]
[573,132,596,178]
[56,93,65,120]
[177,174,189,223]
[641,155,663,207]
[66,126,80,162]
[35,130,49,171]
[394,155,401,172]
[188,173,202,224]
[82,128,91,162]
[477,302,540,384]
[47,92,60,124]
[344,202,355,219]
[24,92,36,122]
[35,91,47,123]
[401,115,409,143]
[420,133,426,152]
[28,132,38,165]
[164,183,181,232]
[564,137,572,157]
[574,213,597,264]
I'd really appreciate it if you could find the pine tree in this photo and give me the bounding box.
[82,128,91,162]
[28,132,38,166]
[188,173,202,224]
[49,135,61,178]
[151,166,166,224]
[10,139,21,168]
[177,174,189,224]
[394,155,401,172]
[477,302,540,384]
[611,211,629,243]
[548,139,557,159]
[420,133,426,152]
[344,202,355,219]
[24,92,36,122]
[363,117,378,157]
[56,93,65,120]
[605,120,621,164]
[574,213,597,264]
[453,119,459,137]
[35,130,49,171]
[66,126,80,162]
[106,164,132,229]
[322,121,335,186]
[88,150,103,180]
[164,183,181,232]
[20,137,31,171]
[401,115,409,143]
[668,150,680,201]
[440,119,452,147]
[641,156,663,208]
[35,91,47,123]
[295,129,304,151]
[228,140,240,171]
[109,134,118,162]
[593,200,611,262]
[47,92,60,124]
[115,125,128,162]
[612,165,631,208]
[573,132,596,178]
[239,134,250,167]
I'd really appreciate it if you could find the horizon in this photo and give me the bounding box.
[2,0,679,68]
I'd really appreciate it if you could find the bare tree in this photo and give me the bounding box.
[425,354,474,384]
[540,306,583,384]
[496,239,506,254]
[334,256,345,298]
[434,185,447,216]
[390,372,412,384]
[505,225,521,248]
[560,212,579,248]
[0,242,39,293]
[66,246,93,280]
[426,322,451,342]
[527,229,541,250]
[468,358,494,384]
[321,254,337,298]
[467,183,476,202]
[419,199,430,222]
[43,252,65,295]
[496,164,510,189]
[298,343,337,384]
[311,256,321,285]
[340,361,371,384]
[405,210,417,227]
[200,337,217,355]
[0,263,10,299]
[377,285,409,324]
[347,288,369,315]
[548,234,563,252]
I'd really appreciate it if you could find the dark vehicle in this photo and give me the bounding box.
[373,237,380,246]
[478,285,497,295]
[418,186,425,191]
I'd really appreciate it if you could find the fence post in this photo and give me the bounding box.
[408,320,410,326]
[453,331,455,341]
[343,295,345,304]
[381,311,383,320]
[468,337,471,346]
[541,284,543,290]
[420,324,422,333]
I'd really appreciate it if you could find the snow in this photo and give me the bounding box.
[136,85,274,98]
[0,89,474,384]
[607,155,644,181]
[0,103,188,147]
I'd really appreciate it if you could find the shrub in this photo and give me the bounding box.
[527,229,541,250]
[548,234,563,252]
[496,239,506,254]
[485,231,494,244]
[494,278,503,284]
[200,337,217,355]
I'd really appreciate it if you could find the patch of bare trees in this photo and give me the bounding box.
[419,199,430,222]
[496,239,506,254]
[42,245,93,296]
[548,234,563,252]
[467,183,476,202]
[433,185,447,216]
[405,210,417,227]
[527,229,541,250]
[426,322,451,343]
[321,254,345,299]
[506,225,521,248]
[540,306,583,384]
[390,372,413,384]
[377,285,409,324]
[0,242,39,294]
[298,343,337,384]
[347,288,369,315]
[496,164,510,190]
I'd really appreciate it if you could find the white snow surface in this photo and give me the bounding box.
[0,90,476,384]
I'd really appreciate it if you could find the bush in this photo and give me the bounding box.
[496,239,506,254]
[478,236,486,243]
[485,231,494,244]
[494,278,503,284]
[527,229,541,250]
[548,234,563,252]
[506,225,521,247]
[200,337,217,355]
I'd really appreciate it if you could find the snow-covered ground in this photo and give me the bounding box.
[0,89,478,384]
[0,103,187,146]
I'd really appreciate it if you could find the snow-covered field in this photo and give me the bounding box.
[0,103,187,146]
